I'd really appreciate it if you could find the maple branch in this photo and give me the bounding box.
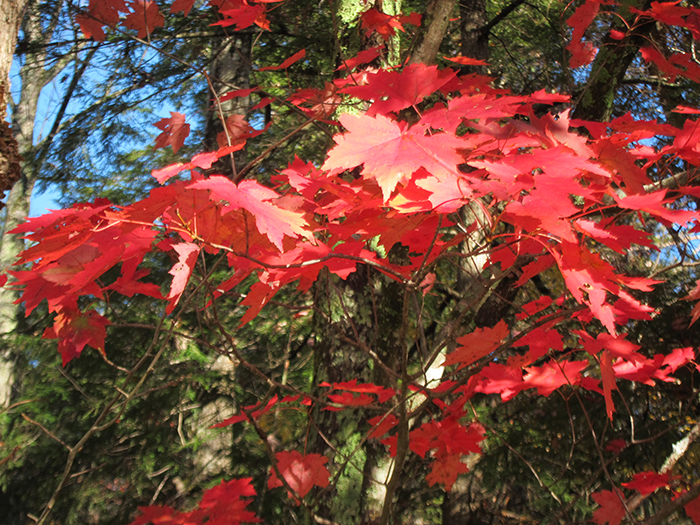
[641,482,700,525]
[234,116,317,183]
[378,286,411,525]
[34,251,229,525]
[20,413,71,452]
[625,422,700,516]
[481,0,528,36]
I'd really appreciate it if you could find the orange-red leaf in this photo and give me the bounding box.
[268,451,330,500]
[154,112,190,154]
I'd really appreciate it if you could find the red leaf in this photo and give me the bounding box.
[360,8,404,39]
[443,55,489,66]
[170,0,196,16]
[566,1,599,68]
[336,46,384,71]
[367,414,398,439]
[621,471,672,495]
[522,360,588,396]
[323,113,469,201]
[341,64,456,116]
[166,242,200,314]
[268,451,330,500]
[75,0,128,40]
[43,308,111,366]
[154,112,190,153]
[123,0,165,38]
[426,453,469,491]
[259,49,306,71]
[189,177,310,251]
[686,492,700,525]
[444,320,509,370]
[129,478,260,525]
[600,350,617,420]
[592,489,626,525]
[213,3,269,31]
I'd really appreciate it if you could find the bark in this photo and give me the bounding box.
[0,0,27,409]
[203,34,252,179]
[409,0,456,66]
[0,0,28,215]
[459,0,488,64]
[572,0,654,122]
[0,0,71,408]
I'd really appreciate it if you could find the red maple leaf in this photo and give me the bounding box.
[166,242,200,314]
[259,49,306,71]
[189,177,311,251]
[443,320,509,370]
[686,491,700,525]
[268,451,330,500]
[170,0,196,16]
[129,478,260,525]
[154,112,190,154]
[425,453,469,491]
[43,308,111,366]
[75,0,128,40]
[323,113,470,201]
[123,0,165,38]
[621,471,673,495]
[341,64,456,116]
[213,3,269,31]
[566,1,599,68]
[367,414,398,439]
[591,489,626,525]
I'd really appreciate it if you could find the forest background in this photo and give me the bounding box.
[0,0,700,524]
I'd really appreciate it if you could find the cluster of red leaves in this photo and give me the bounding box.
[8,0,700,521]
[129,478,260,525]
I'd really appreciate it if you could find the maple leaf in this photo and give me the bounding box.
[154,112,190,153]
[426,453,469,491]
[367,414,398,439]
[686,492,700,525]
[591,489,626,525]
[75,0,128,40]
[522,360,588,396]
[152,144,244,183]
[268,451,330,500]
[323,113,470,201]
[621,471,673,495]
[341,64,456,116]
[360,8,406,39]
[123,0,165,38]
[166,242,200,314]
[129,478,260,525]
[170,0,196,16]
[43,308,111,366]
[259,49,306,71]
[189,177,311,251]
[443,55,489,66]
[443,320,509,370]
[566,1,599,68]
[336,46,384,71]
[214,3,270,31]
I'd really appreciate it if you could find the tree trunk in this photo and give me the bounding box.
[1,0,69,408]
[0,0,28,409]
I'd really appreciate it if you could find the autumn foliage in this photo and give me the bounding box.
[5,0,700,524]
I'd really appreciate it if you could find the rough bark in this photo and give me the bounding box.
[0,0,28,215]
[572,0,654,122]
[203,34,252,179]
[409,0,455,66]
